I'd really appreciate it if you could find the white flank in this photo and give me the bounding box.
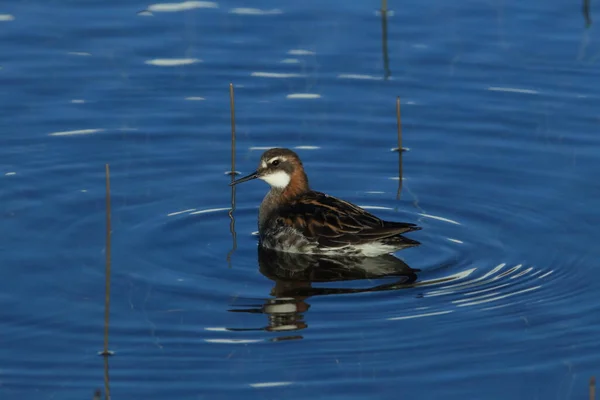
[49,129,103,136]
[353,242,397,257]
[260,171,290,188]
[148,1,218,12]
[229,8,282,15]
[145,58,200,66]
[294,145,320,150]
[5,172,16,176]
[280,58,299,64]
[286,93,320,99]
[185,96,205,101]
[0,14,15,21]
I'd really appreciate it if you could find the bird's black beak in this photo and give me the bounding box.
[229,170,259,186]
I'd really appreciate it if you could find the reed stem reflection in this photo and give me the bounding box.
[583,0,592,27]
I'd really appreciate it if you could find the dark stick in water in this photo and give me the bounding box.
[395,97,403,200]
[591,377,596,400]
[381,0,391,79]
[227,83,238,265]
[100,164,114,357]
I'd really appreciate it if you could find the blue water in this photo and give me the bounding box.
[1,0,599,399]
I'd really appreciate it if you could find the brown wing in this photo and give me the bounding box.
[276,191,420,248]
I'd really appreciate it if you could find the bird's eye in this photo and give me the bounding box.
[271,159,280,166]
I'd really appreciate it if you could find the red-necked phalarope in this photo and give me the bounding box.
[230,148,420,257]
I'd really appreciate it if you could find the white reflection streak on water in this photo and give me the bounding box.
[49,129,104,136]
[456,286,542,307]
[428,263,507,294]
[204,327,228,332]
[204,339,263,344]
[145,58,201,66]
[461,282,514,297]
[388,310,453,321]
[418,213,461,225]
[452,291,503,304]
[190,207,229,215]
[511,267,533,279]
[359,205,393,210]
[250,382,293,388]
[481,302,518,311]
[287,49,315,55]
[337,74,383,80]
[488,87,538,94]
[148,1,218,12]
[250,146,277,150]
[229,8,283,15]
[416,268,476,287]
[167,207,230,216]
[251,72,304,78]
[167,209,197,217]
[286,94,321,99]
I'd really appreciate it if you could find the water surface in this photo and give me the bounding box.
[1,0,599,399]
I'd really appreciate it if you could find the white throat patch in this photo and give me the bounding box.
[260,170,291,188]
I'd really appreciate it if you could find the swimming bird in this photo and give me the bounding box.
[230,148,420,257]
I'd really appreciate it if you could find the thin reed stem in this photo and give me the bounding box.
[227,84,238,265]
[101,164,113,356]
[395,97,403,200]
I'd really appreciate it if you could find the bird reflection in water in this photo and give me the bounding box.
[228,245,420,341]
